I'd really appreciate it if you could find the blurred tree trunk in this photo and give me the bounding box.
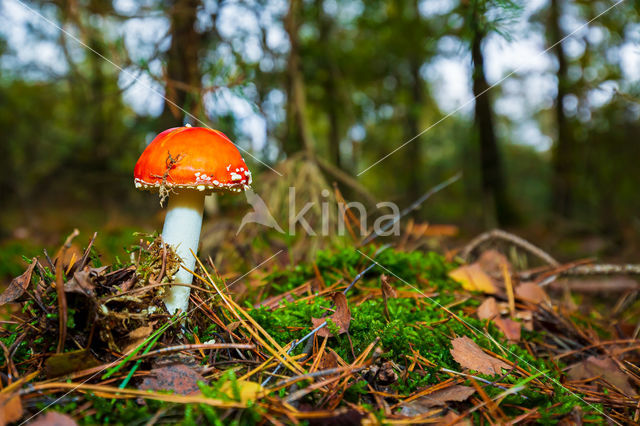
[160,0,202,129]
[549,0,573,218]
[470,12,514,226]
[88,34,107,167]
[284,0,313,157]
[399,0,425,203]
[317,0,341,169]
[405,55,424,203]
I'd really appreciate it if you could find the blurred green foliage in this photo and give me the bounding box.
[1,0,639,264]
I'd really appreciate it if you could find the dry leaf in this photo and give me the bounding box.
[450,336,509,375]
[63,267,108,297]
[399,385,476,416]
[219,380,263,403]
[311,292,351,337]
[568,356,636,396]
[29,411,77,426]
[140,363,206,395]
[44,349,101,378]
[381,274,398,321]
[515,282,549,304]
[449,264,498,294]
[0,260,37,306]
[477,297,499,320]
[0,393,22,425]
[318,350,339,372]
[381,274,398,299]
[477,250,511,278]
[494,317,521,341]
[121,326,153,354]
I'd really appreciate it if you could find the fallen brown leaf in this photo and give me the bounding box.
[477,250,511,278]
[381,274,398,299]
[311,292,351,338]
[515,282,549,304]
[450,336,509,375]
[140,363,206,395]
[63,266,108,297]
[448,264,498,294]
[399,385,476,416]
[0,393,22,426]
[477,297,499,320]
[568,356,637,396]
[494,317,521,341]
[29,411,77,426]
[381,274,398,321]
[121,325,154,354]
[0,260,37,306]
[318,350,339,372]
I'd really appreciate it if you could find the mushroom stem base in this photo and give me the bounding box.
[161,190,206,315]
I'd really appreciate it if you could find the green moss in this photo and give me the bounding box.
[262,247,459,296]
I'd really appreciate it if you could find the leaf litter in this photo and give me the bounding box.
[0,229,638,424]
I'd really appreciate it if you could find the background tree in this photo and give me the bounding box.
[2,0,640,261]
[159,0,203,128]
[460,0,520,226]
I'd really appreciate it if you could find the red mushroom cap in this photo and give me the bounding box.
[134,126,251,193]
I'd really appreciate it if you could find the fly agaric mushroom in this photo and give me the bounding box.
[134,125,252,314]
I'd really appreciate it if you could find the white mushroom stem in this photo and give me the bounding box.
[161,190,206,314]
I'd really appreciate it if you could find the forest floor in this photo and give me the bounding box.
[0,226,639,425]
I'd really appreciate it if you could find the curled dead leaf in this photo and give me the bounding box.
[450,336,509,375]
[0,260,37,306]
[381,274,398,299]
[381,274,398,321]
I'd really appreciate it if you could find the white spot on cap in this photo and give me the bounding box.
[197,185,205,191]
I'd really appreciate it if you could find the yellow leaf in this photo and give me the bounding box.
[449,264,497,294]
[219,380,263,403]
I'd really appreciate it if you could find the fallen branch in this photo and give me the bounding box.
[461,229,559,266]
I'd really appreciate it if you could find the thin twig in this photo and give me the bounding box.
[461,229,559,266]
